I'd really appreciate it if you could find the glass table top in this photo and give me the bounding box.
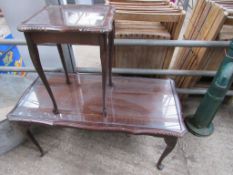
[8,73,186,137]
[18,5,115,33]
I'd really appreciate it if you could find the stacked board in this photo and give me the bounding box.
[106,0,185,69]
[205,1,233,70]
[170,0,233,88]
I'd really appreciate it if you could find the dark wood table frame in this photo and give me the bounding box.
[13,5,186,171]
[8,74,186,170]
[24,31,114,115]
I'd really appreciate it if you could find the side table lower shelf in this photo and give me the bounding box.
[7,73,186,170]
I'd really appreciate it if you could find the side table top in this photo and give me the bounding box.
[18,5,115,33]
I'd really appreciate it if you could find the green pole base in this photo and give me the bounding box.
[185,118,214,137]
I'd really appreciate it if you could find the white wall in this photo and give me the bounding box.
[76,0,93,4]
[0,0,61,68]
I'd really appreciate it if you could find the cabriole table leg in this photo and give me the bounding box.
[100,34,108,116]
[108,30,114,86]
[24,33,59,114]
[156,136,178,170]
[57,44,71,84]
[26,128,45,157]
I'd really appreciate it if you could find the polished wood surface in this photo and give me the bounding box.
[19,5,115,114]
[8,73,186,137]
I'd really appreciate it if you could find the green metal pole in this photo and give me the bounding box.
[185,41,233,136]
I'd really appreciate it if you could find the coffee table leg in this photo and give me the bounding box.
[25,33,59,114]
[57,44,71,84]
[156,136,177,170]
[26,128,45,157]
[100,34,107,116]
[108,29,114,86]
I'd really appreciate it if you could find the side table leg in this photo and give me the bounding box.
[57,44,71,84]
[26,128,45,157]
[100,34,107,116]
[108,30,114,86]
[25,33,59,114]
[156,136,177,170]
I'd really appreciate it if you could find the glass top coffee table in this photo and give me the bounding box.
[8,73,186,170]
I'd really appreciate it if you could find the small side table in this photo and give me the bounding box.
[18,5,115,115]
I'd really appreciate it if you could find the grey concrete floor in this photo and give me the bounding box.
[0,80,233,175]
[0,74,35,121]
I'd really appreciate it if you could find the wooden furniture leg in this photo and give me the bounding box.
[100,34,108,116]
[57,44,71,84]
[108,29,114,86]
[26,128,45,157]
[156,136,178,170]
[24,33,59,114]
